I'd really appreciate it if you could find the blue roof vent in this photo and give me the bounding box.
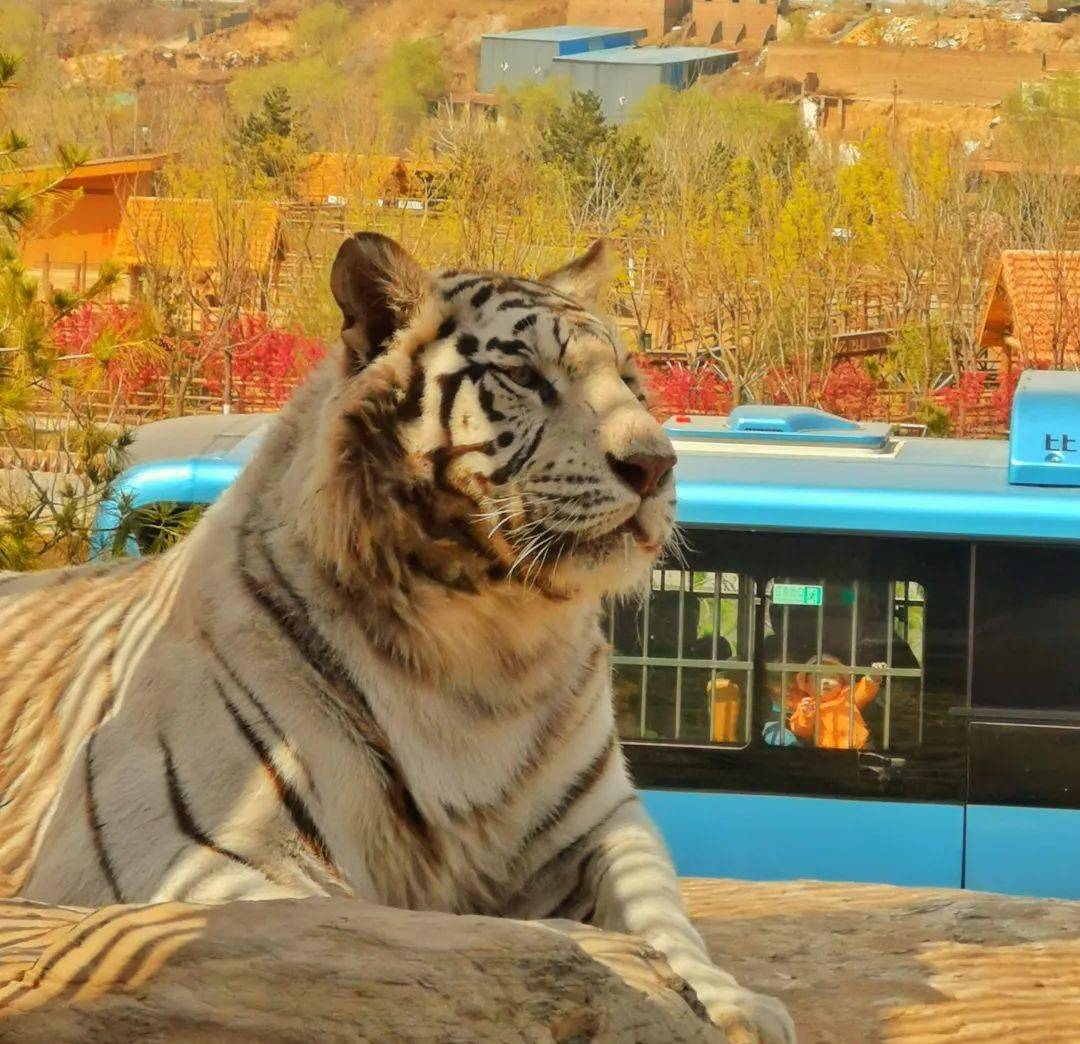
[1009,370,1080,487]
[665,405,893,449]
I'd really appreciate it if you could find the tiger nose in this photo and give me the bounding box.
[606,451,677,498]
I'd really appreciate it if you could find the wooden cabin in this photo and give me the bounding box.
[977,250,1080,372]
[113,196,284,312]
[1,153,169,296]
[300,153,445,208]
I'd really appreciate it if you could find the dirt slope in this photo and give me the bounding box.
[844,13,1080,53]
[46,0,571,91]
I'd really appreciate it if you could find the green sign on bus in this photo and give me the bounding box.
[773,583,823,606]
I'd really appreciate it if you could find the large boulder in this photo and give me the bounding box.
[0,897,722,1042]
[3,879,1080,1042]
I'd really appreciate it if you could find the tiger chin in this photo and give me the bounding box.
[0,234,795,1044]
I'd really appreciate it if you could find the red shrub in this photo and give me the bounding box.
[761,366,804,407]
[52,305,328,409]
[639,360,733,419]
[988,365,1055,428]
[202,314,327,407]
[51,302,145,356]
[822,361,879,420]
[51,302,164,394]
[761,361,881,421]
[989,369,1019,427]
[933,371,987,432]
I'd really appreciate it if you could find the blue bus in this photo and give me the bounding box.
[93,371,1080,899]
[89,413,270,558]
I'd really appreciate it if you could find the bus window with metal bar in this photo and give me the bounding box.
[607,568,755,747]
[760,578,925,752]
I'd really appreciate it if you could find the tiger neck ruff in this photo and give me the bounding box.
[0,234,794,1044]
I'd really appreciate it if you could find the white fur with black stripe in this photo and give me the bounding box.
[0,235,794,1044]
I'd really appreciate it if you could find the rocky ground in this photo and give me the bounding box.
[685,878,1080,1043]
[1,878,1078,1042]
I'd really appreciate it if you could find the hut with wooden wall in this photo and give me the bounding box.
[1,153,168,297]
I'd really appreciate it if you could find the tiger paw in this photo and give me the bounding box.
[698,985,796,1044]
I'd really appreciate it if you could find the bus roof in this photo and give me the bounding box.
[105,371,1080,547]
[670,432,1080,543]
[125,413,271,470]
[668,373,1080,544]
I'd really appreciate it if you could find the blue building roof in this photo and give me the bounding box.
[480,26,646,43]
[553,45,735,65]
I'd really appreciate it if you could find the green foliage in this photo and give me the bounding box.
[377,38,449,131]
[785,9,810,41]
[0,50,131,570]
[916,400,952,438]
[540,91,610,173]
[498,76,571,128]
[0,3,43,59]
[232,86,311,190]
[107,499,206,557]
[631,87,807,175]
[892,321,954,394]
[539,91,647,217]
[294,1,355,66]
[1005,71,1080,123]
[0,51,20,85]
[237,85,306,146]
[227,3,362,146]
[773,165,830,274]
[228,56,348,122]
[1000,72,1080,165]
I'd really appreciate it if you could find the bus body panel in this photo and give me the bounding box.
[965,805,1080,899]
[86,381,1080,900]
[671,432,1080,544]
[641,789,964,888]
[965,718,1080,900]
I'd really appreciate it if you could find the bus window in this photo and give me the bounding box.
[973,544,1080,712]
[619,533,968,805]
[607,568,754,746]
[761,578,925,752]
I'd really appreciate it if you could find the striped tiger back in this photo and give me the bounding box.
[0,561,157,898]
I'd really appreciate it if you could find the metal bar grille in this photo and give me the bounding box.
[608,572,925,753]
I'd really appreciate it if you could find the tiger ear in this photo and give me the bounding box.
[539,239,614,309]
[330,232,430,374]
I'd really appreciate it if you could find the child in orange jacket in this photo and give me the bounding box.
[788,655,886,750]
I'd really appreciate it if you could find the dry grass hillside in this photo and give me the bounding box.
[42,0,572,90]
[843,12,1080,53]
[346,0,569,88]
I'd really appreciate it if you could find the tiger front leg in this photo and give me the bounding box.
[573,798,796,1044]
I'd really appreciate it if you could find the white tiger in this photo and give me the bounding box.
[0,234,795,1043]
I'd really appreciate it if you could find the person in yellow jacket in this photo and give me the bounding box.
[788,655,887,750]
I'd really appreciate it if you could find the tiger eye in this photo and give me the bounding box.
[505,365,540,390]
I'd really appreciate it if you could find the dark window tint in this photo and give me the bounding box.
[612,531,969,803]
[969,723,1080,810]
[761,577,925,752]
[973,544,1080,712]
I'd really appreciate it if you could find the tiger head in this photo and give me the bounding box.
[305,232,676,606]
